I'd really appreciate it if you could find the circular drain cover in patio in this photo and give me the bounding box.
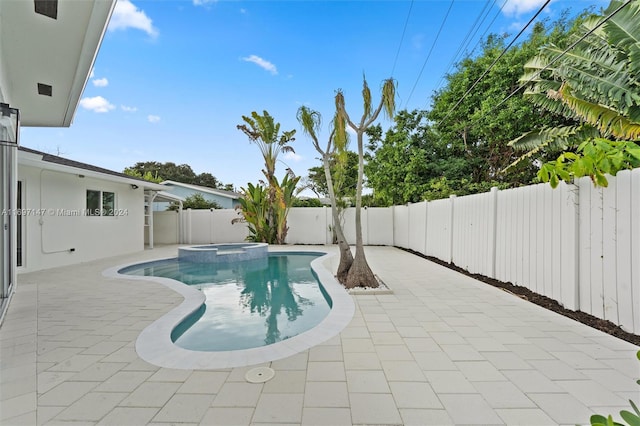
[245,367,275,383]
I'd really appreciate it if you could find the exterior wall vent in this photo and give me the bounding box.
[37,83,53,97]
[34,0,58,19]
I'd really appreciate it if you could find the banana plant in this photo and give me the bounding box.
[272,173,300,245]
[506,0,640,187]
[233,182,274,243]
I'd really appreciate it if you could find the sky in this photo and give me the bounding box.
[20,0,607,194]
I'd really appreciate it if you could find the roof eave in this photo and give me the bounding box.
[63,1,117,127]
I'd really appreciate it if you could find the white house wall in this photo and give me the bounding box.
[18,165,145,273]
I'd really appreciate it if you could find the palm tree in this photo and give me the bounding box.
[334,77,396,288]
[237,110,297,243]
[507,0,640,187]
[297,106,354,284]
[237,110,297,185]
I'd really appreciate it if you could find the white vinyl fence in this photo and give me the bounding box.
[153,169,640,333]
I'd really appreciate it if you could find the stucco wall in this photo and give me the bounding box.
[17,165,145,273]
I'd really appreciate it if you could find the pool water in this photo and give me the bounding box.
[120,253,332,351]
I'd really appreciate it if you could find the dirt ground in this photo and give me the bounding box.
[400,248,640,346]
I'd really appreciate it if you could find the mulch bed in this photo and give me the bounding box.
[398,247,640,346]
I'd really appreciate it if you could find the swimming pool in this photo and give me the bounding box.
[120,253,331,351]
[104,247,355,369]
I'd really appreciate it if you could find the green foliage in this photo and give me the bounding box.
[234,175,300,244]
[235,111,299,244]
[365,110,445,205]
[237,110,296,182]
[306,151,358,198]
[272,173,300,244]
[539,139,640,187]
[360,194,387,207]
[168,193,221,211]
[428,18,577,187]
[292,198,324,207]
[123,168,163,183]
[590,351,640,426]
[510,0,640,187]
[421,177,509,201]
[124,161,230,188]
[365,108,525,205]
[233,183,273,243]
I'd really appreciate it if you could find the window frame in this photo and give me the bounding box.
[86,189,116,217]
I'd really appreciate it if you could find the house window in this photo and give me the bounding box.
[86,190,115,216]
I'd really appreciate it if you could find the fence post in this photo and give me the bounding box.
[487,187,499,278]
[209,208,215,243]
[390,205,395,247]
[560,182,580,311]
[186,208,192,244]
[423,200,429,256]
[449,195,456,263]
[406,203,410,250]
[364,206,369,246]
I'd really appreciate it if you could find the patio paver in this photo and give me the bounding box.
[0,245,638,425]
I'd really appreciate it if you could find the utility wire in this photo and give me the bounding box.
[390,0,414,77]
[460,0,498,59]
[440,0,551,124]
[482,0,634,117]
[434,0,494,93]
[467,0,509,59]
[404,0,455,108]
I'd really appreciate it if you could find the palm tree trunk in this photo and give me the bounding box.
[345,132,378,289]
[323,155,353,283]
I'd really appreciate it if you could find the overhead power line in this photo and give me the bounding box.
[390,0,415,78]
[404,0,455,108]
[439,0,551,124]
[484,0,635,116]
[434,0,494,94]
[466,0,510,59]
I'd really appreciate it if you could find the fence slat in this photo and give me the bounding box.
[578,179,592,314]
[602,178,619,323]
[614,171,633,332]
[631,169,640,334]
[551,185,562,302]
[535,185,545,295]
[590,184,605,319]
[560,183,579,310]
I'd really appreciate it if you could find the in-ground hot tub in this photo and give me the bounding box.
[178,243,268,263]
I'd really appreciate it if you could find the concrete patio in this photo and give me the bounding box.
[1,245,638,425]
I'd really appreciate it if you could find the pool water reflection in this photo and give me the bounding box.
[120,253,331,351]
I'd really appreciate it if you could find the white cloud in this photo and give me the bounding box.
[412,34,424,50]
[121,105,138,112]
[79,96,115,113]
[92,77,108,87]
[240,8,247,14]
[508,21,524,32]
[193,0,217,5]
[283,152,302,162]
[242,55,278,75]
[89,69,95,78]
[148,115,161,123]
[109,0,158,37]
[502,0,548,16]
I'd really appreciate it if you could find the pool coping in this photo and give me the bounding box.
[102,247,355,370]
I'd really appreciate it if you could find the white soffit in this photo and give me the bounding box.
[0,0,115,127]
